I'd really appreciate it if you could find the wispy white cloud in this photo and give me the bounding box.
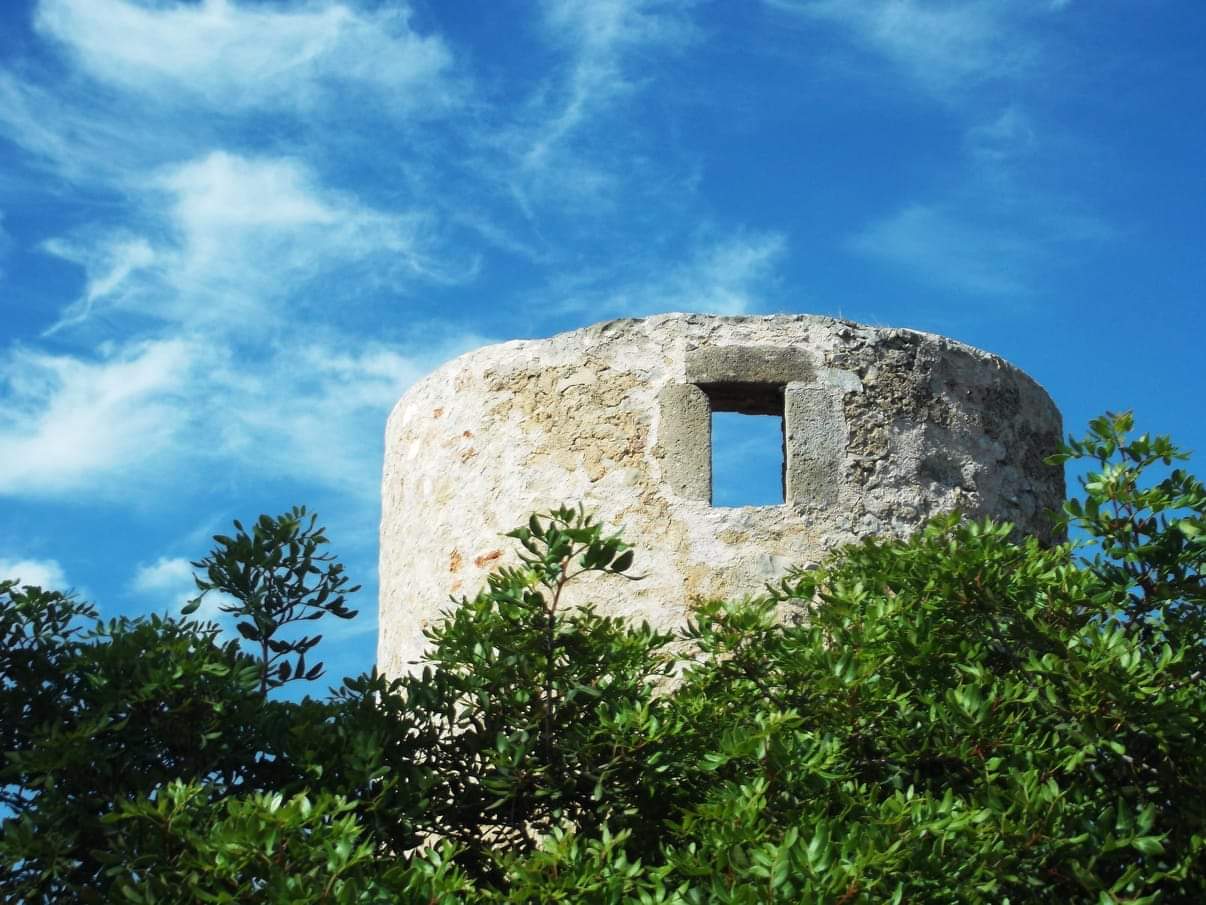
[666,230,788,314]
[160,151,461,297]
[3,0,700,285]
[6,137,485,501]
[42,235,157,334]
[850,203,1031,296]
[34,0,455,114]
[524,0,697,166]
[0,556,68,590]
[203,334,488,498]
[41,151,466,332]
[0,0,771,510]
[0,69,200,185]
[0,72,107,177]
[0,1,493,507]
[0,1,459,196]
[964,105,1037,170]
[552,228,787,315]
[849,201,1111,297]
[766,0,1067,99]
[498,0,697,214]
[766,2,1104,298]
[0,325,488,502]
[0,212,10,275]
[164,151,339,241]
[0,339,194,495]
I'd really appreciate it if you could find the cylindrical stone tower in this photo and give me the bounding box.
[378,314,1063,677]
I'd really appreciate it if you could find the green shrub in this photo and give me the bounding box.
[2,413,1203,903]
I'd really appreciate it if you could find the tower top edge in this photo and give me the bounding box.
[388,312,1056,422]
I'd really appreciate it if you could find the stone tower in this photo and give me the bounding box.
[378,314,1063,677]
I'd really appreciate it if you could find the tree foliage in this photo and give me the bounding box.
[189,505,358,695]
[2,413,1204,903]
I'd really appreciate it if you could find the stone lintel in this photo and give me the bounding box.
[686,345,814,387]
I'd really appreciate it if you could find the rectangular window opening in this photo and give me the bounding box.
[706,384,785,508]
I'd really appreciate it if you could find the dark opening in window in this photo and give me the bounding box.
[705,383,785,507]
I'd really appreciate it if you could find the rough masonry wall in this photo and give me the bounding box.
[378,314,1063,678]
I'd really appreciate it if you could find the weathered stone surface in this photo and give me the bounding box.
[685,344,815,386]
[654,383,710,502]
[784,382,842,509]
[378,314,1064,677]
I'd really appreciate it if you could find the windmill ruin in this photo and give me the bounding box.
[377,314,1063,677]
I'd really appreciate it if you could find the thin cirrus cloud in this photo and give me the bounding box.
[1,0,456,190]
[41,236,157,335]
[550,229,788,316]
[41,150,459,333]
[963,106,1038,172]
[8,124,492,499]
[33,0,456,113]
[0,0,781,509]
[154,151,436,304]
[160,152,464,290]
[0,70,188,185]
[0,339,194,496]
[769,0,1106,297]
[849,204,1035,297]
[0,328,488,501]
[848,201,1112,297]
[524,0,697,166]
[202,334,490,499]
[18,145,482,502]
[765,0,1053,99]
[501,0,698,213]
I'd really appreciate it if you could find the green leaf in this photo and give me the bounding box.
[1132,836,1165,856]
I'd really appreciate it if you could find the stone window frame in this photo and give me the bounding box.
[657,345,842,509]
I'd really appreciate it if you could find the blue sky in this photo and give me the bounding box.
[1,0,1203,683]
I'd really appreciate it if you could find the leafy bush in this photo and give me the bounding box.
[2,413,1203,903]
[189,505,359,694]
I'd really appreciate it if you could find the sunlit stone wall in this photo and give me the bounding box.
[378,314,1063,677]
